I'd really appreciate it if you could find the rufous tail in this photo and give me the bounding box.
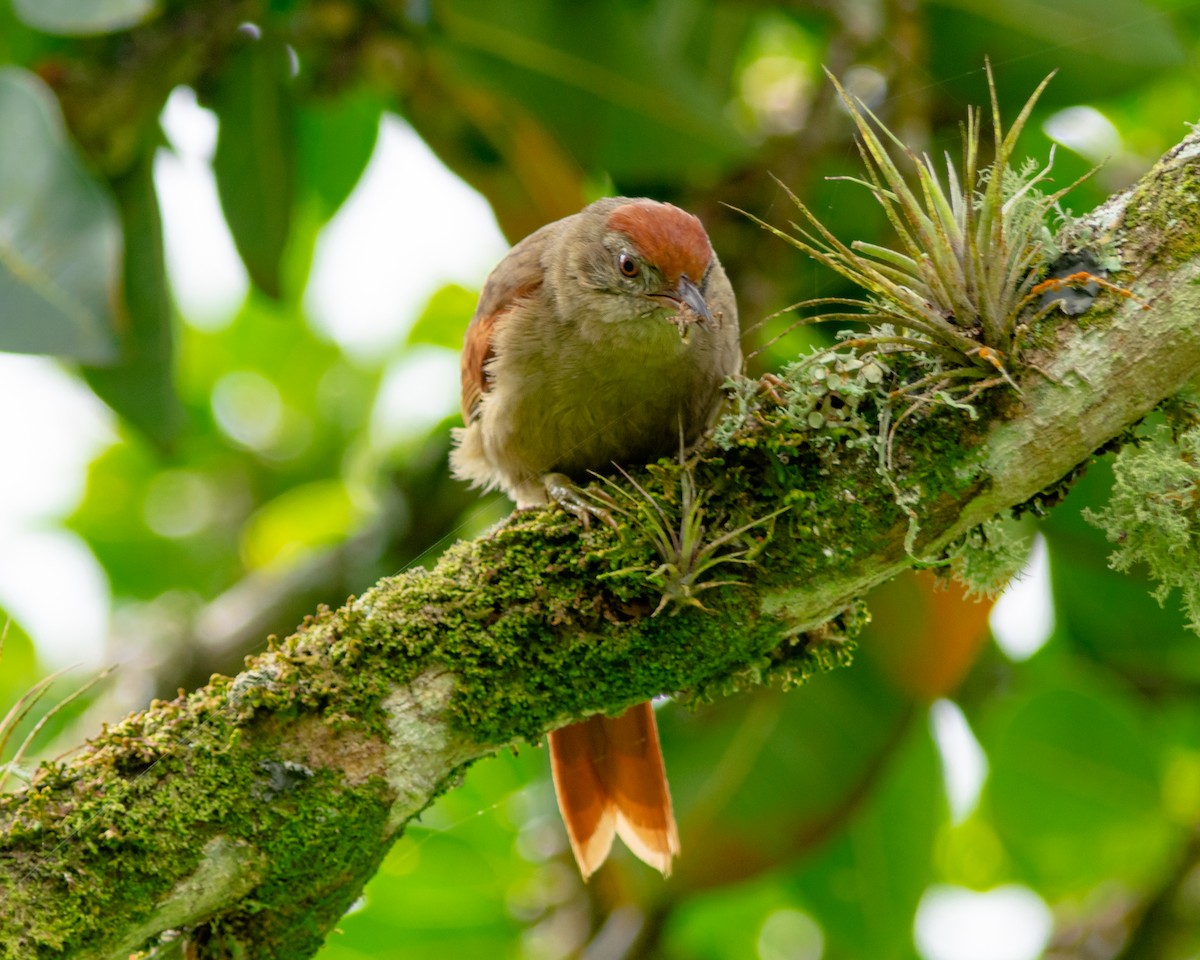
[548,701,680,880]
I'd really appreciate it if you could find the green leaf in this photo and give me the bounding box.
[927,0,1185,106]
[657,639,917,892]
[1043,453,1200,684]
[982,669,1175,895]
[0,617,39,715]
[407,284,478,351]
[212,35,296,299]
[666,877,819,960]
[0,5,54,64]
[295,92,382,219]
[435,0,755,179]
[11,0,157,36]
[0,67,119,362]
[790,723,942,960]
[242,479,363,570]
[83,146,183,451]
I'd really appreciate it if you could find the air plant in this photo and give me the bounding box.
[592,463,786,617]
[0,623,113,792]
[742,64,1091,400]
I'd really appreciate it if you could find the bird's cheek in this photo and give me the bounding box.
[569,298,640,342]
[598,295,657,325]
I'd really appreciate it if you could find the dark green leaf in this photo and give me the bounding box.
[666,877,814,960]
[789,722,942,960]
[1043,454,1200,684]
[295,92,382,219]
[435,0,755,180]
[927,0,1186,106]
[83,146,183,452]
[0,67,119,362]
[12,0,157,36]
[655,636,919,897]
[982,668,1175,895]
[212,35,296,299]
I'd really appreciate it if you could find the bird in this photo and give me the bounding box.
[450,196,740,879]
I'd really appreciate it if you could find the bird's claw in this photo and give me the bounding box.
[543,473,618,531]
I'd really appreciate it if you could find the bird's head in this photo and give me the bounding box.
[562,198,717,339]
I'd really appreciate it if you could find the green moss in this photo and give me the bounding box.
[208,772,395,956]
[0,669,408,957]
[0,351,1003,953]
[1123,155,1200,269]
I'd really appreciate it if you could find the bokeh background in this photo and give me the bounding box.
[2,1,1199,958]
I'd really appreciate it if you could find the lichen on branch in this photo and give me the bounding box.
[1085,407,1200,632]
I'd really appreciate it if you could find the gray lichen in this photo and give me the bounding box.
[1085,421,1200,632]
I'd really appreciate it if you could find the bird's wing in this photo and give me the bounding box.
[460,225,551,423]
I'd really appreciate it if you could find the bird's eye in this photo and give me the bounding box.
[618,253,640,278]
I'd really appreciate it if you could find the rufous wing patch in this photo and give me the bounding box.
[460,310,495,424]
[460,278,542,423]
[608,200,712,284]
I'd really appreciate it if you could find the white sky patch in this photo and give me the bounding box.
[304,115,508,361]
[0,529,110,670]
[0,356,113,668]
[990,534,1055,661]
[156,87,248,328]
[915,885,1053,960]
[930,699,988,823]
[0,355,113,521]
[1043,106,1122,164]
[370,346,462,450]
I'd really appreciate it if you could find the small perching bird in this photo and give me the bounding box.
[451,196,740,879]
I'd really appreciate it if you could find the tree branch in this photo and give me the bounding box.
[2,130,1198,959]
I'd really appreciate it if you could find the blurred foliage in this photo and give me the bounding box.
[0,68,119,363]
[1,0,1199,957]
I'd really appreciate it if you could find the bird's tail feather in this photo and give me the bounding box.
[548,701,679,880]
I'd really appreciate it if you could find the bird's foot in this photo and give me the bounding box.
[543,473,618,531]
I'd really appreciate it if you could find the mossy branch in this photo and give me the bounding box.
[2,130,1199,959]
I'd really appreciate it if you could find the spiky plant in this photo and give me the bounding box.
[592,463,786,617]
[742,65,1088,396]
[0,624,112,792]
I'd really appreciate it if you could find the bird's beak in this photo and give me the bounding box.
[651,276,711,339]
